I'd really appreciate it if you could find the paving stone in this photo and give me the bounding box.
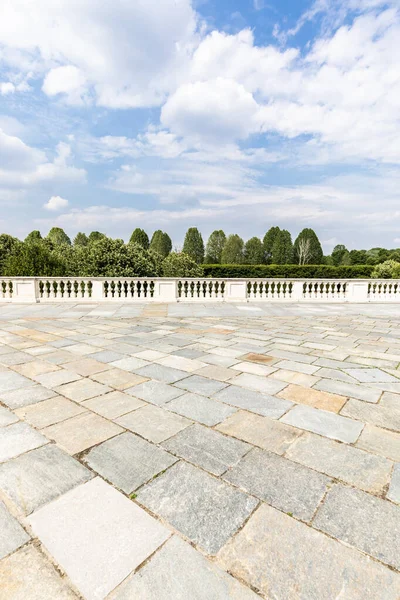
[231,361,276,376]
[213,385,293,418]
[116,404,191,443]
[0,444,93,514]
[274,360,320,375]
[0,371,35,393]
[227,373,287,395]
[194,365,237,382]
[110,357,149,371]
[0,544,78,599]
[174,374,228,397]
[90,368,147,391]
[108,535,260,600]
[344,368,399,383]
[278,383,347,412]
[356,424,400,461]
[341,399,400,432]
[137,461,257,554]
[268,348,316,364]
[82,391,145,419]
[281,404,364,443]
[200,353,239,367]
[218,502,400,600]
[27,477,169,600]
[133,349,167,361]
[241,352,277,365]
[163,424,249,475]
[157,355,207,373]
[87,350,125,363]
[135,363,188,383]
[380,391,400,409]
[13,360,60,378]
[54,379,112,402]
[0,352,35,366]
[0,422,48,462]
[35,369,81,388]
[216,410,301,453]
[15,396,86,429]
[64,358,111,376]
[224,448,329,521]
[0,384,57,409]
[314,379,381,403]
[314,367,358,383]
[313,485,400,570]
[0,405,19,426]
[0,500,30,559]
[269,368,320,388]
[126,380,184,405]
[42,412,123,454]
[286,432,392,493]
[388,463,400,504]
[166,392,236,425]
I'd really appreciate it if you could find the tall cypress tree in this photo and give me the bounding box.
[271,230,293,264]
[244,237,264,264]
[263,227,280,264]
[182,227,204,264]
[221,234,244,264]
[205,230,226,263]
[150,230,172,258]
[129,228,149,249]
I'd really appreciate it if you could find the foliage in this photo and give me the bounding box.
[349,249,367,265]
[46,227,71,246]
[221,234,244,264]
[162,252,204,277]
[0,234,20,273]
[129,228,149,249]
[182,227,204,264]
[3,242,66,276]
[88,231,106,244]
[271,230,293,264]
[244,237,264,264]
[74,232,89,247]
[371,260,400,279]
[25,230,42,243]
[263,227,280,264]
[202,264,375,278]
[204,230,226,264]
[150,230,172,258]
[293,228,323,265]
[83,239,161,277]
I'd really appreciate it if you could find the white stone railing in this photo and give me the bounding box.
[0,277,399,303]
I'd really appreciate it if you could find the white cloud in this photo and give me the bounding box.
[43,195,69,211]
[42,65,87,104]
[0,82,15,95]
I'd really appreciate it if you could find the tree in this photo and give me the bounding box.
[83,239,161,277]
[271,230,293,264]
[182,227,204,264]
[3,241,65,276]
[46,227,71,246]
[371,260,400,279]
[293,229,323,264]
[205,230,226,264]
[244,237,264,264]
[150,230,172,258]
[0,234,20,274]
[162,252,204,277]
[349,249,367,265]
[296,238,312,265]
[25,230,42,243]
[331,244,348,266]
[221,234,244,264]
[129,228,149,249]
[263,227,280,264]
[88,231,106,244]
[74,232,89,247]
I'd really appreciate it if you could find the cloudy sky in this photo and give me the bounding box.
[0,0,399,250]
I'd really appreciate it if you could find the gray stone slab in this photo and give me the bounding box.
[126,380,184,405]
[0,384,57,409]
[356,424,400,462]
[0,422,48,462]
[213,385,293,418]
[281,404,363,443]
[314,485,400,570]
[388,463,400,504]
[224,448,329,521]
[82,391,145,419]
[344,368,398,383]
[316,367,358,383]
[200,353,239,367]
[116,404,191,443]
[314,379,381,403]
[0,405,19,426]
[342,399,400,432]
[87,350,125,363]
[163,424,249,476]
[137,461,257,554]
[0,371,34,393]
[0,500,30,559]
[134,363,188,383]
[109,535,260,600]
[229,373,287,395]
[218,502,400,600]
[0,444,93,514]
[174,375,228,397]
[380,392,400,409]
[84,432,177,493]
[27,477,169,600]
[166,392,236,426]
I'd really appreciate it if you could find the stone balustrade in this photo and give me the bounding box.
[0,277,399,303]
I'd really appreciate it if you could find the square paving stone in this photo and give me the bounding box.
[313,485,400,570]
[0,500,30,559]
[15,396,86,429]
[108,535,260,600]
[0,405,19,426]
[388,463,400,504]
[278,384,346,412]
[116,405,191,443]
[341,399,400,432]
[0,544,78,599]
[82,391,145,419]
[270,368,320,388]
[13,360,60,378]
[231,361,276,376]
[0,371,35,393]
[163,424,250,476]
[0,444,93,514]
[157,355,207,372]
[0,422,48,462]
[314,379,381,403]
[64,358,111,376]
[218,503,400,600]
[200,354,239,367]
[110,357,149,371]
[84,432,177,493]
[356,424,400,461]
[281,404,363,443]
[380,392,400,409]
[35,369,81,388]
[91,368,147,391]
[273,360,320,375]
[137,461,257,554]
[194,365,237,382]
[126,380,184,405]
[174,374,228,397]
[0,385,57,409]
[42,412,123,454]
[54,379,112,402]
[213,385,293,418]
[166,392,236,426]
[134,363,188,383]
[286,432,392,494]
[224,448,330,521]
[88,350,125,363]
[27,477,169,600]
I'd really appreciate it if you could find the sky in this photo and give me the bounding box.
[0,0,399,251]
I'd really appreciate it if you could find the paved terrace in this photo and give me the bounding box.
[0,302,400,599]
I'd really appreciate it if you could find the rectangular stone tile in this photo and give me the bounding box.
[133,350,167,361]
[315,367,358,384]
[0,422,48,462]
[344,368,398,383]
[268,349,316,364]
[213,385,293,418]
[116,405,191,443]
[231,361,276,376]
[64,358,111,376]
[27,477,169,600]
[228,373,287,395]
[388,463,400,504]
[269,369,320,388]
[341,399,400,432]
[42,412,123,454]
[313,485,400,570]
[110,357,149,371]
[356,424,400,462]
[0,405,19,426]
[380,391,400,409]
[0,444,93,514]
[0,351,35,366]
[241,353,278,365]
[314,379,381,403]
[12,360,60,378]
[281,405,363,443]
[274,360,320,375]
[15,396,86,429]
[35,369,81,389]
[82,391,145,419]
[194,365,237,382]
[218,503,400,600]
[0,371,35,393]
[286,432,392,493]
[134,363,188,383]
[0,500,30,559]
[126,380,184,405]
[66,343,100,356]
[174,374,228,397]
[157,355,207,373]
[199,353,239,367]
[166,392,236,426]
[55,379,112,402]
[278,384,347,413]
[137,461,257,554]
[0,384,57,409]
[216,410,302,454]
[90,368,147,391]
[87,350,125,363]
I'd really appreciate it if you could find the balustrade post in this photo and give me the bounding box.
[13,278,39,303]
[291,280,304,301]
[224,279,248,302]
[90,280,104,301]
[155,279,178,302]
[347,280,369,303]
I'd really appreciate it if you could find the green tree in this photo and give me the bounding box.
[263,227,280,264]
[129,228,149,249]
[0,234,20,273]
[73,232,89,247]
[47,227,71,246]
[205,230,226,264]
[331,244,348,266]
[25,230,42,243]
[3,241,65,276]
[293,228,323,264]
[150,230,172,258]
[162,252,204,277]
[83,239,161,277]
[88,231,106,244]
[221,234,244,264]
[182,227,204,264]
[244,237,264,264]
[349,249,367,265]
[271,230,293,264]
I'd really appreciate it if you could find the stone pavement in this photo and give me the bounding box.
[0,302,400,599]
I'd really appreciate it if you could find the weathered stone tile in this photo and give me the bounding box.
[224,448,329,521]
[195,364,237,382]
[388,463,400,504]
[0,444,92,514]
[87,350,125,363]
[64,357,111,376]
[35,369,81,388]
[90,368,146,391]
[200,353,239,367]
[315,367,358,383]
[135,363,188,383]
[54,379,112,402]
[174,374,228,397]
[380,391,400,409]
[0,422,48,462]
[278,383,347,412]
[341,399,400,432]
[314,379,381,403]
[173,347,207,359]
[110,357,149,371]
[126,380,184,405]
[116,405,191,443]
[42,412,123,454]
[286,432,392,493]
[218,503,400,600]
[356,424,400,461]
[229,373,287,395]
[269,368,320,388]
[27,477,169,600]
[0,370,35,393]
[344,368,398,383]
[82,390,145,419]
[157,355,207,373]
[241,352,278,365]
[0,405,19,426]
[12,360,60,378]
[84,432,176,493]
[213,385,292,418]
[0,500,30,559]
[133,349,167,361]
[166,392,236,426]
[268,349,316,364]
[0,351,35,366]
[15,396,86,429]
[108,535,260,600]
[137,461,257,554]
[231,361,276,376]
[0,384,57,409]
[281,404,363,443]
[313,485,400,570]
[274,360,320,375]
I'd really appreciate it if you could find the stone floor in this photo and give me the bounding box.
[0,302,400,599]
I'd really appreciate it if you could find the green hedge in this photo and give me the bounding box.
[202,264,375,278]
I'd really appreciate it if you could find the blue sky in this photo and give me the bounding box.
[0,0,399,250]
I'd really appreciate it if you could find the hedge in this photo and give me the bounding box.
[202,264,375,278]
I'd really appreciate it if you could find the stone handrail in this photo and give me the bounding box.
[0,277,399,303]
